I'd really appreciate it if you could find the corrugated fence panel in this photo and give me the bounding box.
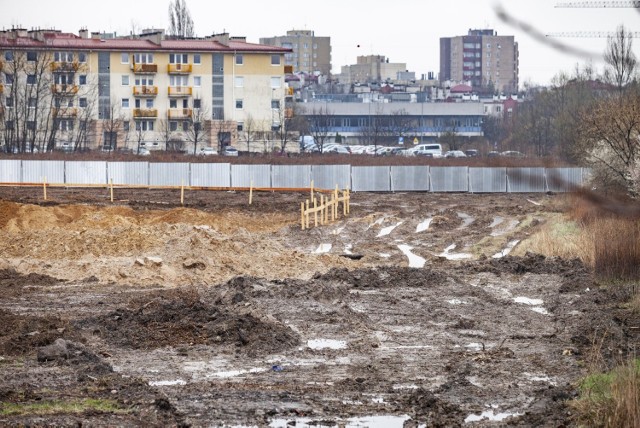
[469,167,507,193]
[507,167,547,193]
[107,162,149,186]
[352,166,391,192]
[311,165,351,190]
[272,165,311,189]
[390,165,429,191]
[22,160,65,184]
[149,163,190,186]
[546,168,583,192]
[231,164,271,188]
[430,166,469,192]
[65,161,108,185]
[190,163,231,187]
[0,160,21,183]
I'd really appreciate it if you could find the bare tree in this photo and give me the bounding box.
[241,114,257,153]
[305,105,332,153]
[186,103,210,155]
[360,103,386,153]
[604,25,637,92]
[102,101,125,152]
[168,0,195,38]
[158,119,178,151]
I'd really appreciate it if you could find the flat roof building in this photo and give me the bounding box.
[260,30,331,76]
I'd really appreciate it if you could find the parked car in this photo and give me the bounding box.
[464,149,479,157]
[405,143,443,157]
[444,150,467,158]
[137,147,151,156]
[324,144,350,154]
[487,151,501,158]
[198,147,218,156]
[223,146,239,156]
[500,151,526,158]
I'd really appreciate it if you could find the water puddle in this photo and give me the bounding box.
[270,415,410,428]
[307,339,347,350]
[344,244,353,255]
[212,367,267,378]
[398,244,426,268]
[457,212,475,229]
[416,218,433,233]
[530,307,550,315]
[447,299,466,305]
[314,243,332,254]
[489,216,504,228]
[490,219,520,237]
[379,253,391,259]
[148,379,186,386]
[439,244,472,260]
[332,226,345,235]
[527,199,542,206]
[465,343,484,351]
[377,222,403,237]
[514,296,544,306]
[464,410,523,423]
[492,239,521,259]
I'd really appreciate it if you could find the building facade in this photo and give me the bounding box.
[338,55,407,86]
[0,28,290,153]
[260,30,331,76]
[440,29,519,94]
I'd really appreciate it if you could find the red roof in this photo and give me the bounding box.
[0,31,291,53]
[450,84,473,93]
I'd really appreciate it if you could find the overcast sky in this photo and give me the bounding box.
[2,0,637,86]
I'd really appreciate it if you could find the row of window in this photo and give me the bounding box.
[3,73,89,86]
[3,51,88,63]
[4,96,89,108]
[3,118,199,133]
[120,98,202,109]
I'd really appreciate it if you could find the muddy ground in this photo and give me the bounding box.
[0,188,636,427]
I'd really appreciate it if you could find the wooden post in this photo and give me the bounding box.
[346,189,350,214]
[301,202,305,230]
[334,185,339,220]
[109,179,114,202]
[313,197,318,227]
[305,199,310,229]
[310,180,314,201]
[320,194,325,225]
[249,180,254,205]
[43,176,47,201]
[180,179,185,205]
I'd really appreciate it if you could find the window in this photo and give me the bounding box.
[26,74,36,84]
[79,75,87,85]
[122,98,129,108]
[54,73,73,85]
[4,51,13,61]
[134,53,153,64]
[135,120,154,131]
[5,74,14,84]
[145,99,154,108]
[193,99,201,109]
[237,122,243,131]
[234,76,244,87]
[135,77,153,86]
[123,121,130,132]
[271,100,280,109]
[194,76,201,87]
[182,122,189,132]
[122,75,129,86]
[193,54,201,64]
[121,53,129,64]
[169,75,188,86]
[54,52,74,62]
[79,98,87,108]
[5,97,14,108]
[28,97,37,108]
[134,99,141,108]
[235,99,243,109]
[58,119,74,131]
[170,99,177,108]
[5,121,14,130]
[270,77,281,88]
[27,121,36,130]
[169,121,178,131]
[78,52,87,63]
[169,53,188,64]
[271,55,281,65]
[235,54,243,65]
[27,51,37,62]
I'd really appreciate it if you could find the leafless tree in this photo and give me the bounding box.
[241,114,257,153]
[101,101,125,151]
[158,119,179,151]
[186,103,210,155]
[168,0,195,38]
[304,104,332,153]
[604,25,637,92]
[360,103,386,152]
[384,109,412,146]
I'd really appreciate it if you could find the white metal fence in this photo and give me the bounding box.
[0,160,588,193]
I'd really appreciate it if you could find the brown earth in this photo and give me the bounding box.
[0,187,635,427]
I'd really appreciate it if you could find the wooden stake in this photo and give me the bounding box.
[313,197,318,227]
[249,179,254,205]
[43,176,47,201]
[301,202,305,230]
[310,180,314,200]
[180,179,185,205]
[305,199,310,229]
[320,194,324,225]
[109,178,114,202]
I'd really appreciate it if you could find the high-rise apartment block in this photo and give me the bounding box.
[0,28,290,152]
[260,30,331,76]
[440,29,519,93]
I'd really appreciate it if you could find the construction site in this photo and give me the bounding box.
[0,183,637,427]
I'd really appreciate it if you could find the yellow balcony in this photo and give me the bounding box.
[133,86,158,97]
[0,61,3,72]
[284,65,293,74]
[167,63,192,74]
[168,86,193,96]
[131,63,158,74]
[54,107,78,118]
[51,84,79,95]
[0,84,3,94]
[133,108,158,118]
[51,61,84,73]
[167,108,193,119]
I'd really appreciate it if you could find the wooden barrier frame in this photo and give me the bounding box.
[301,186,350,230]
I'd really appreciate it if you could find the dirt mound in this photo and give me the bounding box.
[315,266,452,289]
[0,309,81,356]
[463,252,586,275]
[84,288,300,354]
[402,388,464,427]
[0,268,63,297]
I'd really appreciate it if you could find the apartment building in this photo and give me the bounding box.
[338,55,407,86]
[260,30,331,76]
[440,29,519,94]
[0,28,290,152]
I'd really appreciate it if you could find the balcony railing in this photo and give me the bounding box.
[133,86,158,96]
[54,107,78,118]
[51,84,79,94]
[167,108,193,119]
[131,63,158,74]
[168,86,193,96]
[51,62,83,73]
[167,63,193,74]
[133,108,158,118]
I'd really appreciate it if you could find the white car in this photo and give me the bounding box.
[198,147,218,156]
[223,146,239,156]
[445,150,467,158]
